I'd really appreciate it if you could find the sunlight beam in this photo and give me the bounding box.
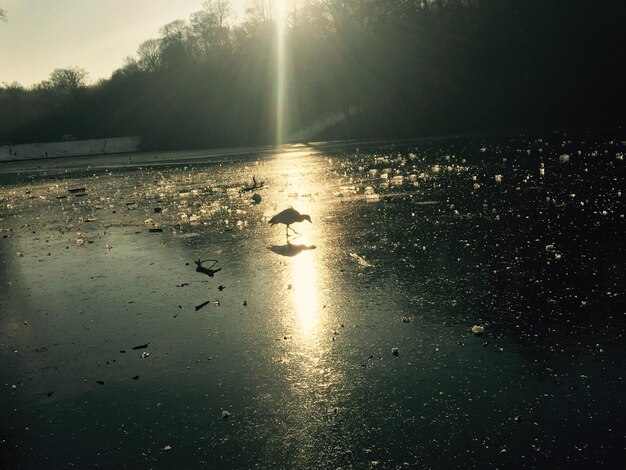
[275,0,288,146]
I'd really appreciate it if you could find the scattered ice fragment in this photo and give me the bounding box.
[545,244,556,253]
[401,317,411,323]
[163,445,172,452]
[350,253,373,268]
[391,347,399,356]
[559,154,570,163]
[471,325,484,335]
[141,352,150,358]
[75,232,85,247]
[222,410,231,419]
[494,174,503,183]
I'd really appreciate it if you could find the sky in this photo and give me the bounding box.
[0,0,248,88]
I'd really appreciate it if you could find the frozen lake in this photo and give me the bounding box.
[0,133,624,468]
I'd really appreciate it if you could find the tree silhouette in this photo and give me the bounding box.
[0,0,624,147]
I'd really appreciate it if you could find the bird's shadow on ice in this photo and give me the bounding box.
[268,242,317,257]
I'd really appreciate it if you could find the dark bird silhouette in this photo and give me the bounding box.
[268,208,312,237]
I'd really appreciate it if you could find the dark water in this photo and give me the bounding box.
[1,133,624,469]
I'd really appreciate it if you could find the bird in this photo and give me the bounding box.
[268,208,311,237]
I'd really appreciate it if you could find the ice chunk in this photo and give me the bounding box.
[350,253,373,267]
[75,232,85,247]
[471,325,484,335]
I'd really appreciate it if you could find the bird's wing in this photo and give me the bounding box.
[268,208,293,225]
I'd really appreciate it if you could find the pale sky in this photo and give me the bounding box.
[0,0,248,87]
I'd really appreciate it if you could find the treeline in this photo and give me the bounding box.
[1,0,624,150]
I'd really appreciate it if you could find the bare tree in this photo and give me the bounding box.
[158,19,190,69]
[49,67,89,93]
[137,39,161,72]
[1,81,23,93]
[189,0,232,56]
[246,0,276,22]
[159,19,188,45]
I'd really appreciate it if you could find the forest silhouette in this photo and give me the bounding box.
[1,0,624,150]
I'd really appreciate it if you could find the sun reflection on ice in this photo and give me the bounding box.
[290,247,320,340]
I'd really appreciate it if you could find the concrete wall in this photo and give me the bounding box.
[0,136,140,162]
